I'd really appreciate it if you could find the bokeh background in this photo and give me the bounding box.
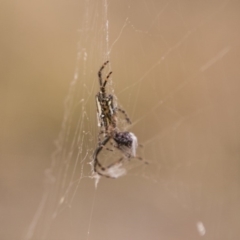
[1,0,240,239]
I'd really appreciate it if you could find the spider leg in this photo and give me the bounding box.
[109,140,118,148]
[103,139,116,152]
[93,136,111,173]
[98,130,105,144]
[100,145,114,152]
[101,139,118,152]
[104,157,125,169]
[97,130,113,152]
[95,156,126,179]
[98,60,109,86]
[129,155,149,165]
[116,107,131,124]
[102,71,112,88]
[103,155,148,177]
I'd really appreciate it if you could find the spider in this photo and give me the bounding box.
[93,61,145,178]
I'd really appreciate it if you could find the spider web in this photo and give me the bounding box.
[22,0,240,239]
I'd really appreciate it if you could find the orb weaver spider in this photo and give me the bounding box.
[93,61,145,178]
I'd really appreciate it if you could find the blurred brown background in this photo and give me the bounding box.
[1,0,240,240]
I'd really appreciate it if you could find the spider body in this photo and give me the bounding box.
[93,61,143,178]
[96,93,115,129]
